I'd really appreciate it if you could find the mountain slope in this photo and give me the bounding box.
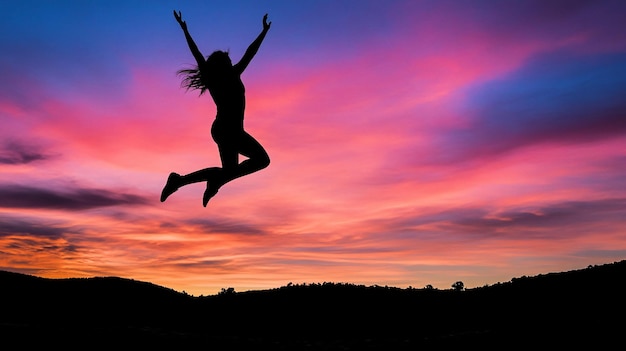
[1,261,625,349]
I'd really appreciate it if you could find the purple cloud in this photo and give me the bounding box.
[371,198,626,240]
[0,184,148,210]
[0,214,70,238]
[185,218,267,236]
[0,141,51,165]
[447,198,626,236]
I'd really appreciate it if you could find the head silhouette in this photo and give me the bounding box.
[178,50,233,95]
[204,50,232,75]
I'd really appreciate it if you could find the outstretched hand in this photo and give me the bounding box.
[263,13,271,31]
[173,10,187,30]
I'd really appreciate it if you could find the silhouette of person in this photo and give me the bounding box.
[161,11,271,207]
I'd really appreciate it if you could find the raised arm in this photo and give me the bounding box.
[234,14,271,74]
[174,10,205,67]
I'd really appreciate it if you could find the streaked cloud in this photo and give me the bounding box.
[0,184,148,210]
[0,140,51,165]
[0,214,73,238]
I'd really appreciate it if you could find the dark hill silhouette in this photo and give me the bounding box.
[1,261,625,349]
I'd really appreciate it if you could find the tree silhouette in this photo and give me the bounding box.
[451,281,464,291]
[219,287,236,295]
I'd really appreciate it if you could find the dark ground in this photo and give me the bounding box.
[2,260,625,350]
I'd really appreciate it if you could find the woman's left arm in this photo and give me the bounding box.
[234,14,271,74]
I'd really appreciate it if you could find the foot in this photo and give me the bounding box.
[202,182,219,207]
[160,172,182,202]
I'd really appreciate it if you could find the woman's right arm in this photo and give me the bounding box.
[174,10,205,66]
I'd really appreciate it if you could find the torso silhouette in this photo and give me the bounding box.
[208,69,245,130]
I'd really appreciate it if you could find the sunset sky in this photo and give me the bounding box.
[1,0,625,296]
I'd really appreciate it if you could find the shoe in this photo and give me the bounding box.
[160,172,181,202]
[203,182,219,207]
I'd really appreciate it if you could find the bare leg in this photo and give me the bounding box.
[181,167,221,185]
[161,167,220,202]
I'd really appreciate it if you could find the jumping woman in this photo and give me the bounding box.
[161,11,271,207]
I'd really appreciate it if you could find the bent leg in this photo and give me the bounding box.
[203,131,270,206]
[220,131,270,184]
[181,167,221,185]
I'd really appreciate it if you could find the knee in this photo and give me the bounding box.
[260,153,270,169]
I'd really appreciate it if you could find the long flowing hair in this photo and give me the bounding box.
[177,66,208,95]
[177,50,231,96]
